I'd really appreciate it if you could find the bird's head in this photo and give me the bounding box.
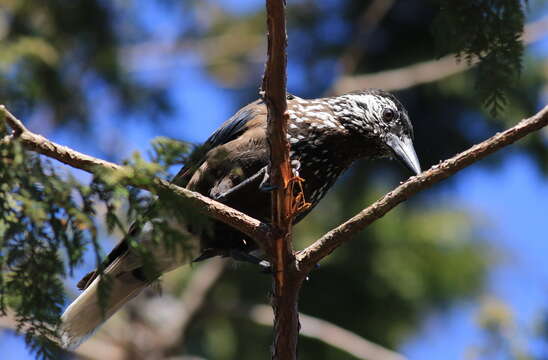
[332,89,421,175]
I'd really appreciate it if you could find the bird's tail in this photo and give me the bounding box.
[58,222,197,349]
[59,270,148,349]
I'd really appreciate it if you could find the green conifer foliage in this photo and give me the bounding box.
[434,0,527,116]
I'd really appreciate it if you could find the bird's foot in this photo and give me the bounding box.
[259,167,278,192]
[258,260,272,274]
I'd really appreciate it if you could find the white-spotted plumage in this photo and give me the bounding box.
[59,89,418,350]
[284,89,416,216]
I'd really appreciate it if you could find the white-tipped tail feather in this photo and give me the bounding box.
[59,223,197,349]
[59,271,148,349]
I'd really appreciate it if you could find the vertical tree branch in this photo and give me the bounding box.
[249,305,407,360]
[261,1,303,359]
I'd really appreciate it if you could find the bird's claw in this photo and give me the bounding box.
[259,260,272,274]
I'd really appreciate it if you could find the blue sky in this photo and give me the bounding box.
[403,154,548,359]
[2,1,548,359]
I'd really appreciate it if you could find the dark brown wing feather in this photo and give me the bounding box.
[172,100,265,186]
[77,100,268,289]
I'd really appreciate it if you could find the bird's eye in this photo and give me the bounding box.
[382,108,396,122]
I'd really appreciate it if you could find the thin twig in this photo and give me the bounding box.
[249,304,406,360]
[0,105,270,245]
[333,16,548,93]
[297,105,548,269]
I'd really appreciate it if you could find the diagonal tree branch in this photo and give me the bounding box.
[0,105,270,245]
[333,16,548,93]
[2,40,547,360]
[249,304,407,360]
[105,259,229,358]
[297,105,548,270]
[337,0,396,75]
[168,258,228,351]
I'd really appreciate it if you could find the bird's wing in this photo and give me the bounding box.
[172,100,265,186]
[60,222,198,348]
[76,99,266,290]
[60,99,267,347]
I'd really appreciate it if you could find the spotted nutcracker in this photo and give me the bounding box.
[59,89,421,348]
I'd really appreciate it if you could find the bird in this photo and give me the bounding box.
[58,88,421,348]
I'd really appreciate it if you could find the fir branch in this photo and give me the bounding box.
[433,0,527,116]
[333,15,548,94]
[0,105,271,245]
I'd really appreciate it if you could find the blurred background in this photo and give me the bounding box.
[0,0,547,359]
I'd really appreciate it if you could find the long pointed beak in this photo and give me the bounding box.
[386,134,421,175]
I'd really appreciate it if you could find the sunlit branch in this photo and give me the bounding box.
[261,0,302,359]
[333,16,548,93]
[249,305,406,360]
[297,105,548,269]
[0,105,270,246]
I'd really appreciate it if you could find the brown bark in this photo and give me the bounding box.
[249,305,407,360]
[2,91,548,360]
[333,16,548,93]
[0,105,270,246]
[2,11,548,358]
[261,0,303,359]
[297,105,548,270]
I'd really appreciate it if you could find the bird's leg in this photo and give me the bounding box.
[229,249,272,273]
[258,166,278,192]
[214,167,268,201]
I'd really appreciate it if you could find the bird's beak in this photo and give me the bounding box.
[386,134,421,175]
